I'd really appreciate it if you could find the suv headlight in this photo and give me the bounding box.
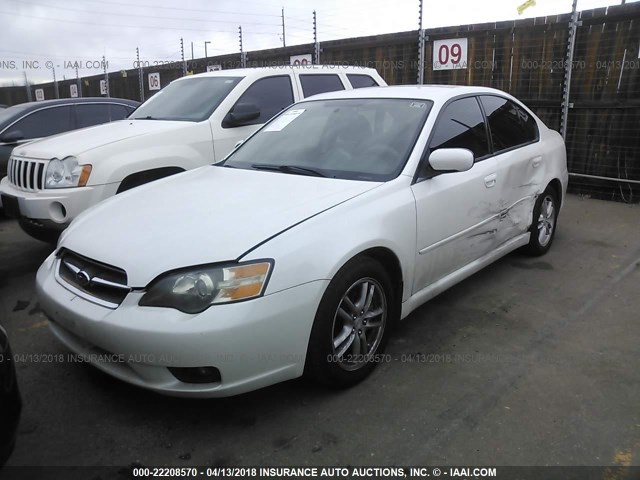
[139,260,273,314]
[45,156,92,189]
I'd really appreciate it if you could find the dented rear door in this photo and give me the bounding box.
[479,95,545,247]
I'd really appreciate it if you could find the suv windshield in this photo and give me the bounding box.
[130,76,242,122]
[222,98,432,181]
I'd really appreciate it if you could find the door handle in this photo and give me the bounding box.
[484,173,497,188]
[532,157,542,168]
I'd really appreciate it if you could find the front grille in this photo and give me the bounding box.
[8,157,47,191]
[57,249,130,307]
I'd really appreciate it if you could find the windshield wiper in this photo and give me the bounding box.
[251,163,327,177]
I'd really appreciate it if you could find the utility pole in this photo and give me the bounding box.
[136,47,144,102]
[76,65,82,97]
[281,7,286,47]
[180,37,187,76]
[239,26,247,68]
[205,41,211,58]
[313,10,320,65]
[103,55,109,97]
[417,0,424,84]
[561,0,579,140]
[191,41,194,60]
[23,71,32,102]
[52,67,59,99]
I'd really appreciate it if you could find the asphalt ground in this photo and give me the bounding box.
[0,194,638,471]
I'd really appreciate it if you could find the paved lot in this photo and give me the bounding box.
[1,194,639,468]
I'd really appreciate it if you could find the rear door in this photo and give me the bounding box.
[411,96,500,292]
[479,95,543,245]
[75,103,111,129]
[298,73,346,98]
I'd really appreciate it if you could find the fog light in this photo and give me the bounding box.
[49,201,67,222]
[168,366,221,384]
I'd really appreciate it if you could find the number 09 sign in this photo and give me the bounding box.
[433,38,468,70]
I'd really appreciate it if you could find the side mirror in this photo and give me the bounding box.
[428,148,474,173]
[0,130,24,144]
[224,103,260,127]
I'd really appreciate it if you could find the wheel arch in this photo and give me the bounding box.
[346,246,404,322]
[548,178,563,208]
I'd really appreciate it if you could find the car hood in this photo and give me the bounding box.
[12,119,191,159]
[60,166,381,286]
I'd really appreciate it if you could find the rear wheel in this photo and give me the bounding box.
[305,257,394,388]
[524,186,558,256]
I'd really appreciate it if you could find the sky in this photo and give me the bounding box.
[0,0,636,85]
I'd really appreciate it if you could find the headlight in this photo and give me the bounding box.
[139,260,273,314]
[45,156,92,188]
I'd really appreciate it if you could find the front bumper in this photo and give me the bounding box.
[36,252,328,397]
[0,177,118,228]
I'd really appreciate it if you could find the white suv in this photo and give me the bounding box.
[0,65,385,242]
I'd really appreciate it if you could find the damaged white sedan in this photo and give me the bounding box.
[36,86,568,397]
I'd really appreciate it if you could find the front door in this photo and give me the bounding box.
[411,96,501,293]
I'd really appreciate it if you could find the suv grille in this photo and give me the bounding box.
[57,249,130,307]
[8,157,47,191]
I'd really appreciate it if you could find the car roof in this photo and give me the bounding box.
[9,97,139,108]
[175,65,380,82]
[300,84,515,104]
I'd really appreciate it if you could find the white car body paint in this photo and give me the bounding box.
[36,85,568,397]
[0,66,385,235]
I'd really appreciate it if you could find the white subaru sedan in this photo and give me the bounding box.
[36,86,568,397]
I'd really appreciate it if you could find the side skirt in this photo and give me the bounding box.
[401,232,531,319]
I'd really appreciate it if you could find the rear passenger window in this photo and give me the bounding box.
[299,74,345,97]
[12,106,74,139]
[110,104,132,120]
[429,97,489,160]
[76,104,111,128]
[231,75,294,126]
[347,74,379,89]
[480,96,539,153]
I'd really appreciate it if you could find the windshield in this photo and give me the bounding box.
[222,98,432,181]
[130,76,242,122]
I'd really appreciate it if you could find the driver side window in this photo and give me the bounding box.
[428,96,490,161]
[12,106,74,140]
[228,76,294,127]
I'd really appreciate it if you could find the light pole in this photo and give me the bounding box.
[205,41,211,58]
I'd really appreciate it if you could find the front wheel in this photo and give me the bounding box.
[524,186,559,256]
[305,257,394,388]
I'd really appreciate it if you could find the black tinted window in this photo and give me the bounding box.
[13,106,74,139]
[231,75,294,126]
[480,96,538,152]
[429,97,489,159]
[299,74,345,97]
[110,104,132,120]
[76,104,110,128]
[347,74,379,89]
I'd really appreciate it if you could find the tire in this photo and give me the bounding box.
[305,256,395,388]
[524,185,559,256]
